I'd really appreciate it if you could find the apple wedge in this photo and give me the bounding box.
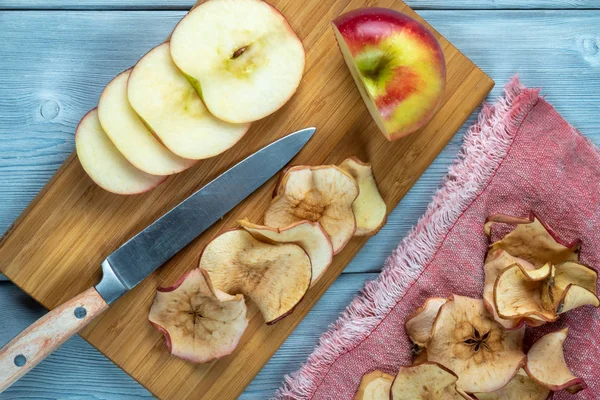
[128,42,251,160]
[199,229,311,324]
[339,157,387,236]
[332,8,446,140]
[170,0,305,123]
[75,109,166,194]
[354,370,394,400]
[264,165,359,254]
[149,268,248,363]
[238,219,333,286]
[98,69,196,175]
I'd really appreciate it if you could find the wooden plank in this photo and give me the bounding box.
[0,1,493,398]
[2,0,599,10]
[0,274,374,398]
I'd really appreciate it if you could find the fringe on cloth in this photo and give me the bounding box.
[275,76,541,399]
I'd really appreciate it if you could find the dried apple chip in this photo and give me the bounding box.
[427,295,526,393]
[494,261,599,324]
[199,229,312,324]
[483,250,535,329]
[390,362,467,400]
[354,370,394,400]
[149,268,248,363]
[264,165,359,253]
[473,369,550,400]
[238,219,333,285]
[405,297,447,347]
[486,213,580,267]
[339,157,387,236]
[525,328,586,394]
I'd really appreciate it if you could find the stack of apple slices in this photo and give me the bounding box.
[148,157,388,363]
[75,0,305,195]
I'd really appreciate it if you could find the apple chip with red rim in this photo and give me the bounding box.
[493,261,599,325]
[198,229,311,324]
[390,362,468,400]
[483,250,537,329]
[338,157,387,236]
[473,369,550,400]
[405,297,447,347]
[485,213,580,267]
[238,219,333,286]
[427,295,526,394]
[525,328,586,394]
[148,268,248,363]
[354,370,393,400]
[264,165,359,254]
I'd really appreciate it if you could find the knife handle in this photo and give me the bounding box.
[0,286,108,392]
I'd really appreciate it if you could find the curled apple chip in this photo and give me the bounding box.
[486,213,580,267]
[264,165,359,253]
[473,369,550,400]
[525,328,586,394]
[494,261,599,324]
[483,250,536,329]
[354,370,394,400]
[338,157,387,236]
[405,297,447,347]
[148,268,248,363]
[199,229,311,324]
[428,295,526,393]
[238,219,333,285]
[390,362,466,400]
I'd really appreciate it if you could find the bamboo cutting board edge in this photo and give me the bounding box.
[0,0,494,398]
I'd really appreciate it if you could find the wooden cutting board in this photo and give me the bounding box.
[0,0,493,398]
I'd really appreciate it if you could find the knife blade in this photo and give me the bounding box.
[0,127,315,392]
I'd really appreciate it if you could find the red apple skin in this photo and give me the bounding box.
[333,8,446,140]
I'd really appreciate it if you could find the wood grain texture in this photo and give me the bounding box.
[2,0,599,9]
[0,0,493,398]
[0,6,598,400]
[0,287,108,393]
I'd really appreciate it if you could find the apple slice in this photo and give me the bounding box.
[75,109,166,194]
[405,297,447,347]
[473,369,550,400]
[98,69,196,175]
[127,42,251,160]
[170,0,305,123]
[199,229,311,324]
[149,268,248,363]
[525,328,586,394]
[354,370,394,400]
[339,157,387,236]
[332,8,446,140]
[390,363,466,400]
[238,219,333,286]
[264,165,359,254]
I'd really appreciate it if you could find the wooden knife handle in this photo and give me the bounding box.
[0,286,108,392]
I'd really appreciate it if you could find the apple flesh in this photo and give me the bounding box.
[127,43,251,160]
[98,69,196,175]
[75,109,166,194]
[170,0,305,124]
[332,8,446,140]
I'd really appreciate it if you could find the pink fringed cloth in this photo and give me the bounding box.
[277,77,600,399]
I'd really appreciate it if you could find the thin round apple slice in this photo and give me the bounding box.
[525,328,586,394]
[473,369,550,400]
[405,297,447,347]
[354,370,394,400]
[170,0,305,123]
[75,109,166,194]
[390,362,467,400]
[149,268,248,363]
[238,219,333,286]
[199,229,311,324]
[264,165,359,254]
[128,42,251,160]
[98,69,196,175]
[339,157,387,236]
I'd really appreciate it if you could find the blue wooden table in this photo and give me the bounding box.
[1,1,599,398]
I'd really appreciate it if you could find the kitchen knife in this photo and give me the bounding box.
[0,127,315,392]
